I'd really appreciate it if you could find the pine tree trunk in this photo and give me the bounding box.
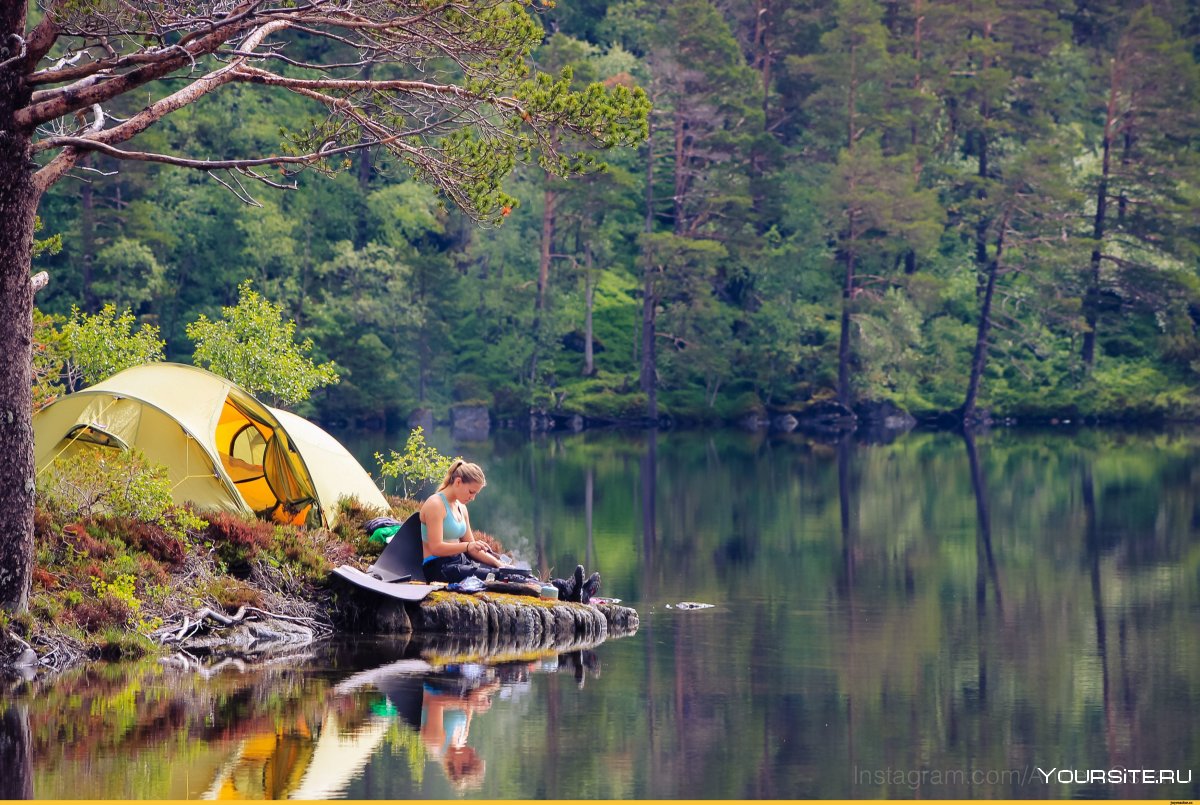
[0,79,39,614]
[963,213,1009,425]
[837,40,859,411]
[672,110,686,235]
[79,154,97,310]
[974,132,990,298]
[0,703,32,798]
[754,0,772,124]
[640,119,657,421]
[583,248,595,377]
[529,183,556,386]
[837,234,856,410]
[1083,61,1120,371]
[640,260,657,420]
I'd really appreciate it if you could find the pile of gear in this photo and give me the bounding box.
[457,564,601,604]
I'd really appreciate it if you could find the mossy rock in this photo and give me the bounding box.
[412,590,637,645]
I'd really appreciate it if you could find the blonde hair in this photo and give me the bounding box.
[444,746,486,791]
[438,459,486,491]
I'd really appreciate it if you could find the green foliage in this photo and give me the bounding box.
[32,309,67,410]
[91,574,162,633]
[186,280,340,404]
[23,0,1200,425]
[558,372,647,420]
[1082,362,1200,419]
[32,215,62,259]
[199,576,263,611]
[60,304,165,390]
[202,512,277,577]
[265,527,355,586]
[375,427,458,498]
[35,446,207,541]
[93,238,166,312]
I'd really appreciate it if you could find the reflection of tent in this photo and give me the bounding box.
[33,363,388,527]
[203,723,317,800]
[202,712,392,801]
[288,711,393,800]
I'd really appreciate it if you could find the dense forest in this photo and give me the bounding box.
[30,0,1200,428]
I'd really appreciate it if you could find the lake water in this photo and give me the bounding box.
[3,426,1199,799]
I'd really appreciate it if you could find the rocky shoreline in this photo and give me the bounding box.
[335,584,639,650]
[456,398,1183,441]
[1,580,640,678]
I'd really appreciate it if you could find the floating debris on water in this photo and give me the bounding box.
[672,602,714,610]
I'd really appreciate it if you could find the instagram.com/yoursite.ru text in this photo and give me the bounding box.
[853,764,1193,791]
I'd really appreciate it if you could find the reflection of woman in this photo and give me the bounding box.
[419,678,499,792]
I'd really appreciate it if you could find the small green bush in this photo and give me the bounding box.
[94,628,153,660]
[36,446,207,540]
[375,427,456,498]
[113,518,187,567]
[266,529,341,585]
[70,594,133,633]
[452,373,489,402]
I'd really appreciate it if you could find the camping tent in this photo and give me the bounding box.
[33,363,389,528]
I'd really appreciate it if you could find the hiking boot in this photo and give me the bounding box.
[551,577,574,601]
[571,565,585,602]
[580,572,601,604]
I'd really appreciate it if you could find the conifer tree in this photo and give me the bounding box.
[1078,7,1200,370]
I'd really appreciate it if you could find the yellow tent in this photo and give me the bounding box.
[33,363,388,528]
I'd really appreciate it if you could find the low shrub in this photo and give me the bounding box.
[135,555,172,588]
[115,518,187,567]
[70,528,115,560]
[29,592,63,623]
[93,628,153,660]
[265,528,356,585]
[375,427,456,499]
[36,446,208,542]
[202,577,263,611]
[70,596,133,633]
[204,512,276,576]
[31,567,60,590]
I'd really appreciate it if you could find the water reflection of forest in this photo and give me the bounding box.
[3,631,609,800]
[5,428,1200,799]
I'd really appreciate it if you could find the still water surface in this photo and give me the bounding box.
[5,426,1199,799]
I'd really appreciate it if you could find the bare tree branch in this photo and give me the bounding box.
[17,13,268,129]
[19,0,65,71]
[32,134,361,170]
[32,20,290,192]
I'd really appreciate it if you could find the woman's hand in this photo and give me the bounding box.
[466,540,504,567]
[466,541,492,558]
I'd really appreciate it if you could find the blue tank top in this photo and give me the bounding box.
[421,492,467,543]
[420,686,469,754]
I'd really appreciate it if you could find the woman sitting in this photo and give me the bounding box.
[420,459,602,602]
[420,460,506,583]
